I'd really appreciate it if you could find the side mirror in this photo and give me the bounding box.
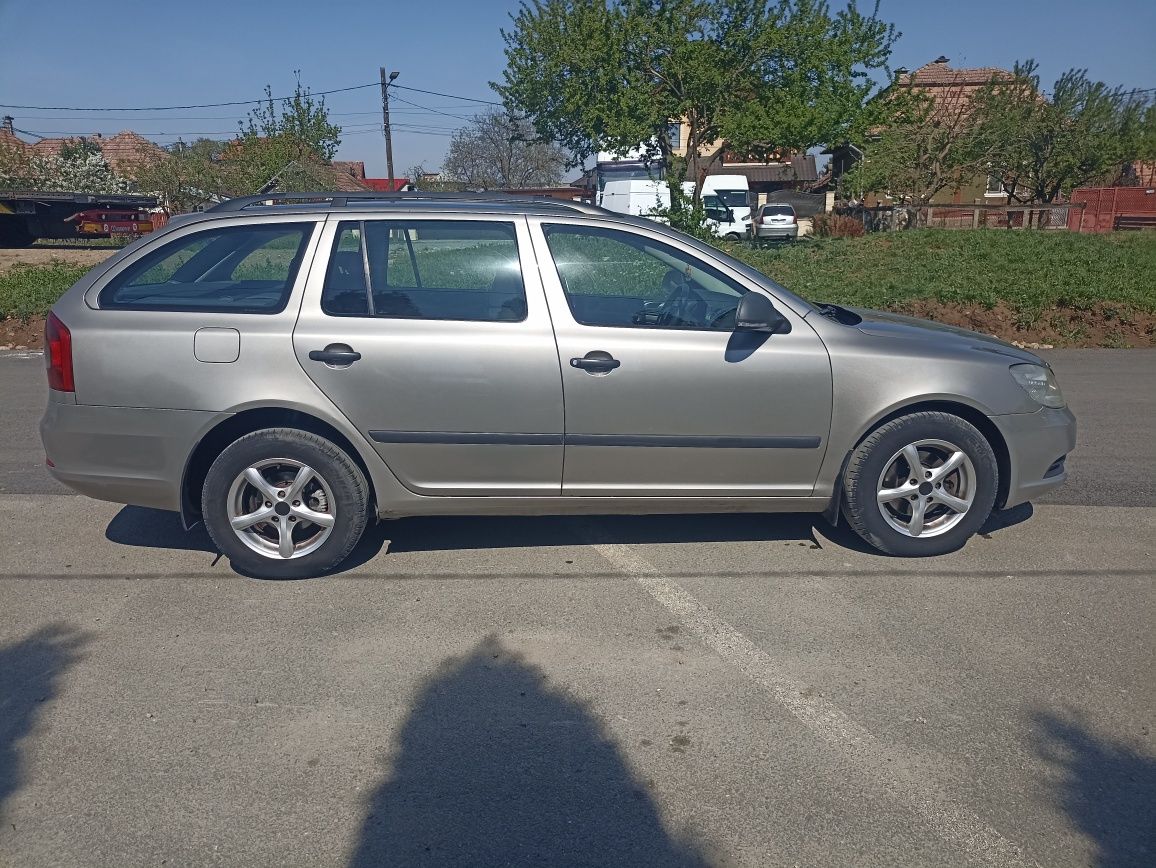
[735,292,791,334]
[725,208,735,223]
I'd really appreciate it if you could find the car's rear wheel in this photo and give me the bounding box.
[843,412,997,556]
[202,428,369,579]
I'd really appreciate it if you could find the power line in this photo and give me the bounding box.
[392,84,502,106]
[0,81,380,112]
[389,94,474,122]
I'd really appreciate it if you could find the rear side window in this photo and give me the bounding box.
[100,223,313,312]
[320,220,526,322]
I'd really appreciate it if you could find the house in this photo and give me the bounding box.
[828,57,1017,206]
[29,130,166,177]
[333,160,410,192]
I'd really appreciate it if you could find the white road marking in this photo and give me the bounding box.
[0,351,43,360]
[588,535,1034,868]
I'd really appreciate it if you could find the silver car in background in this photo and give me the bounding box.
[752,203,799,242]
[41,193,1075,579]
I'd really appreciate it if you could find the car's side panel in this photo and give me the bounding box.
[528,217,834,496]
[291,214,566,496]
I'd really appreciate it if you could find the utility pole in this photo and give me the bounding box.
[380,67,399,186]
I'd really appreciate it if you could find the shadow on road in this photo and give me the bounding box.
[1031,708,1156,868]
[0,623,90,821]
[349,636,710,867]
[105,500,1036,578]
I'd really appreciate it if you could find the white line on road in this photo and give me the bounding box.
[587,534,1035,868]
[0,351,43,360]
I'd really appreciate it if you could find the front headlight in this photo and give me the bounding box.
[1010,363,1066,408]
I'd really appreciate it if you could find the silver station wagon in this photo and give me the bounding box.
[41,192,1075,578]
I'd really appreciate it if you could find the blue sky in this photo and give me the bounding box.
[1,0,1153,178]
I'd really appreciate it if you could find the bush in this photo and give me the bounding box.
[812,213,866,238]
[0,262,90,322]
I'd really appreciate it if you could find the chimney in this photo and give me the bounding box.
[1,116,12,134]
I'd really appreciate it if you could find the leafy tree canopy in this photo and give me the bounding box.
[497,0,898,198]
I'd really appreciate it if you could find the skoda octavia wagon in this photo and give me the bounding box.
[41,192,1075,579]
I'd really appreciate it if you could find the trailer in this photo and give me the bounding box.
[0,190,159,247]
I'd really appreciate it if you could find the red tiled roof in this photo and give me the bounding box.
[333,160,366,180]
[364,178,411,191]
[27,131,166,174]
[899,61,1013,88]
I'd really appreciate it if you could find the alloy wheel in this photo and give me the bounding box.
[875,439,976,538]
[226,458,336,559]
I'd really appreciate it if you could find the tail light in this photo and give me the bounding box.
[45,312,74,392]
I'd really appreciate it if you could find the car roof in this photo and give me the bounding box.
[201,191,609,220]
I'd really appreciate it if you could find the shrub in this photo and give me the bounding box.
[813,212,866,238]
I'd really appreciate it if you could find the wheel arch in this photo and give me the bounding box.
[180,406,378,528]
[826,398,1012,523]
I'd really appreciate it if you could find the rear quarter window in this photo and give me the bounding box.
[99,222,314,313]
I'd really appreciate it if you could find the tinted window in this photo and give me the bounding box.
[101,223,313,312]
[761,205,795,216]
[542,225,746,331]
[320,220,526,322]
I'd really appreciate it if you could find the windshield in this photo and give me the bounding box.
[713,189,749,208]
[761,205,795,216]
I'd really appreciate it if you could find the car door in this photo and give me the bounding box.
[531,219,832,496]
[292,214,564,495]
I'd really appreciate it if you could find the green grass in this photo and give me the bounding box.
[730,229,1156,315]
[0,262,91,321]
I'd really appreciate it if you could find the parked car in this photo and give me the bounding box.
[753,203,799,242]
[41,192,1075,579]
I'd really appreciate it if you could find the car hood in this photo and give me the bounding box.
[842,306,1046,365]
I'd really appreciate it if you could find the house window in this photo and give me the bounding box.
[667,122,682,150]
[985,174,1004,196]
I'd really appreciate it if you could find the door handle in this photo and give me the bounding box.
[308,344,362,367]
[570,351,621,373]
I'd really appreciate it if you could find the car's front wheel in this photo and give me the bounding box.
[842,412,998,556]
[202,428,370,579]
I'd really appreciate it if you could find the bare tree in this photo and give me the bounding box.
[441,111,567,189]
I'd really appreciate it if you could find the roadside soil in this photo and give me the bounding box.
[0,245,118,274]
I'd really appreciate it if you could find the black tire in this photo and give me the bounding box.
[201,428,369,579]
[843,412,998,557]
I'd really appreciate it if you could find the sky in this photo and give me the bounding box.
[1,0,1153,179]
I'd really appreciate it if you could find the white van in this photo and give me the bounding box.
[681,176,751,238]
[599,179,671,218]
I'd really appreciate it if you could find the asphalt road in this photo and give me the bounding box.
[0,350,1152,867]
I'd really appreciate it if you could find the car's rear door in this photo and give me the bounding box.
[292,213,564,495]
[531,218,832,496]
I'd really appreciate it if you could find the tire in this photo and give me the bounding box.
[843,412,997,557]
[725,232,741,241]
[201,428,370,579]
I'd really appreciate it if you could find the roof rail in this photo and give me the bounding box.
[205,190,607,215]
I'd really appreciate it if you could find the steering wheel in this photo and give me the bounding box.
[656,268,694,327]
[710,305,739,330]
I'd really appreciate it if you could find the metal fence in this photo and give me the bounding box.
[845,203,1084,232]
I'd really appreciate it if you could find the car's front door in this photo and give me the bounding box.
[293,215,563,495]
[531,220,832,496]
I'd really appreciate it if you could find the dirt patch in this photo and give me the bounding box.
[0,315,45,350]
[0,246,117,275]
[900,300,1156,348]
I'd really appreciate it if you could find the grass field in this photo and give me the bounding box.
[731,229,1156,315]
[2,228,1154,347]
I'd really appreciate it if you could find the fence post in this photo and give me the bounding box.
[972,208,980,229]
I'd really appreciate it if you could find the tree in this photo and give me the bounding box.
[441,110,568,188]
[228,75,343,193]
[842,82,993,206]
[971,61,1151,203]
[497,0,897,203]
[131,138,229,211]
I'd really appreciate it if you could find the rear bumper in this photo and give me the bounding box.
[40,398,227,512]
[754,224,799,240]
[990,406,1077,508]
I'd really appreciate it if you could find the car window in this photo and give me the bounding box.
[713,189,749,208]
[100,223,313,312]
[542,225,747,331]
[761,205,795,216]
[320,220,526,322]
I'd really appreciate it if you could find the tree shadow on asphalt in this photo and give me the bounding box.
[104,501,1035,578]
[1031,708,1156,868]
[0,623,90,823]
[348,635,712,868]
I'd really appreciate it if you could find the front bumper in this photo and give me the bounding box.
[990,405,1077,508]
[41,398,227,512]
